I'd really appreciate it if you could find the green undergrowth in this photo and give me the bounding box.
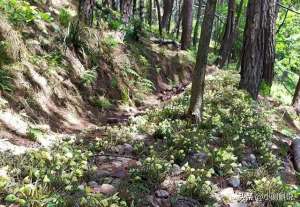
[0,137,127,207]
[0,71,299,206]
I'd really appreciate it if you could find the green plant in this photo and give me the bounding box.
[130,155,171,189]
[0,68,13,92]
[180,174,216,202]
[59,8,72,27]
[212,147,238,176]
[0,139,128,207]
[81,69,97,86]
[93,96,113,110]
[26,127,44,141]
[64,20,85,50]
[0,0,52,26]
[102,35,119,49]
[251,177,297,207]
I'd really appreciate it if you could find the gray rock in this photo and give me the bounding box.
[148,190,171,207]
[111,178,121,188]
[155,190,169,199]
[188,152,208,168]
[242,153,258,167]
[123,143,133,154]
[229,202,247,207]
[88,181,98,188]
[98,184,116,195]
[170,164,183,176]
[228,176,240,188]
[173,197,200,207]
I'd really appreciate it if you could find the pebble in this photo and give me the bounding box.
[228,176,240,188]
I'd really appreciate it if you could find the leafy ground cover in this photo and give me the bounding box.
[1,71,299,207]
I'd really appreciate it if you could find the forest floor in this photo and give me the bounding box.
[1,1,300,206]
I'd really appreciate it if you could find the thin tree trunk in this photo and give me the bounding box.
[112,0,117,10]
[181,0,194,50]
[140,0,145,22]
[215,0,240,68]
[161,0,174,31]
[193,0,203,47]
[293,76,300,113]
[188,0,217,122]
[148,0,153,28]
[155,0,163,36]
[239,0,276,99]
[173,0,183,38]
[133,0,137,16]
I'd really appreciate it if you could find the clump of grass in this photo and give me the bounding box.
[94,96,113,110]
[0,68,13,92]
[59,8,72,27]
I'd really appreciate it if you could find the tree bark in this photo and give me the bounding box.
[79,0,96,26]
[215,0,236,68]
[188,0,217,122]
[140,0,145,22]
[193,0,203,47]
[262,0,277,87]
[148,0,153,28]
[181,0,194,50]
[239,0,276,99]
[293,76,300,113]
[121,0,132,23]
[133,0,137,16]
[161,0,174,31]
[155,0,163,36]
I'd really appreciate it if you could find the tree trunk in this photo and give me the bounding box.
[173,0,183,38]
[161,0,174,31]
[262,0,276,87]
[193,0,203,47]
[215,0,236,68]
[148,0,153,28]
[181,0,194,50]
[293,76,300,113]
[155,0,163,36]
[133,0,137,16]
[121,0,132,23]
[188,0,217,122]
[239,0,276,99]
[112,0,117,10]
[140,0,145,22]
[79,0,96,26]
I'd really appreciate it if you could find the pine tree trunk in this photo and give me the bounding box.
[181,0,194,50]
[161,0,174,31]
[155,0,162,36]
[293,77,300,113]
[215,0,236,68]
[193,0,203,47]
[140,0,145,22]
[122,0,132,23]
[148,0,153,28]
[239,0,276,99]
[188,0,217,122]
[79,0,96,26]
[262,0,277,86]
[133,0,137,16]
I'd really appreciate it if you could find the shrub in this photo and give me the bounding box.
[0,0,52,26]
